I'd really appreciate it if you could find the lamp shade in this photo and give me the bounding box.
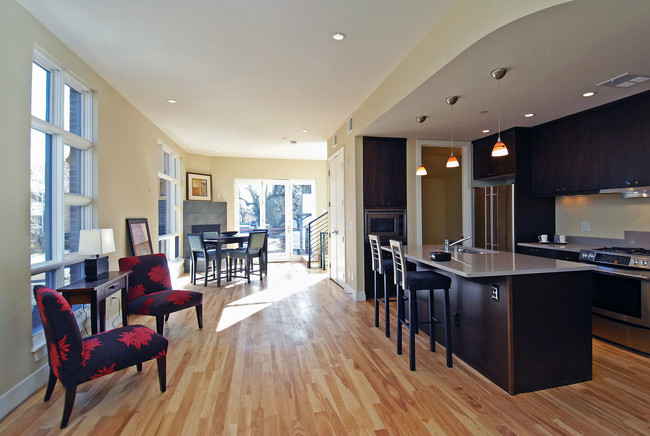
[78,229,115,255]
[446,155,460,168]
[416,164,428,176]
[491,139,509,157]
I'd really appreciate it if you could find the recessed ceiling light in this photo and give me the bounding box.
[524,113,535,118]
[332,33,346,41]
[167,99,177,104]
[301,129,308,133]
[582,91,596,98]
[482,129,491,133]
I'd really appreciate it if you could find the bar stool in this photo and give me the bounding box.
[389,239,453,370]
[368,235,396,337]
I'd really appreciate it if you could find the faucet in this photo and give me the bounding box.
[445,235,472,251]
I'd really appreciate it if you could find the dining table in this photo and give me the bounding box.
[203,233,249,286]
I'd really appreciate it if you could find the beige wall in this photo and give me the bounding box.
[556,194,650,240]
[184,154,328,229]
[0,0,187,408]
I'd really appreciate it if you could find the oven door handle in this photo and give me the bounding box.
[595,269,650,281]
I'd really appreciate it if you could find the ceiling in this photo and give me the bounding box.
[17,0,650,160]
[17,0,455,160]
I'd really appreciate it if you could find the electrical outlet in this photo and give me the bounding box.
[581,221,591,231]
[491,285,499,301]
[110,296,119,306]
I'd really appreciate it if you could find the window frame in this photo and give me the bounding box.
[30,49,95,347]
[158,141,182,262]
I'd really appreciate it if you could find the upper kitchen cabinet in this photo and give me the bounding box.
[363,136,406,208]
[530,113,599,196]
[598,91,650,190]
[473,129,516,179]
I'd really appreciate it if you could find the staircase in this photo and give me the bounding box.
[304,212,328,269]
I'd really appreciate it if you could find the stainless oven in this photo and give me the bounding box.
[580,248,650,354]
[364,209,406,242]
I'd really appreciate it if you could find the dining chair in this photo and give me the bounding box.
[33,286,168,429]
[187,233,218,286]
[118,253,203,336]
[229,231,267,283]
[389,239,453,370]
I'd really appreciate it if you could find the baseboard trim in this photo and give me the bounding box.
[0,364,49,420]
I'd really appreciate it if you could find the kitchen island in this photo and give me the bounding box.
[393,244,595,394]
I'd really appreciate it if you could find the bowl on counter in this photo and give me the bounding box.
[221,231,238,236]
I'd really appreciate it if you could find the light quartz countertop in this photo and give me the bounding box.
[391,244,595,278]
[517,242,598,253]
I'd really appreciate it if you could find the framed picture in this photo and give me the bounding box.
[187,172,212,201]
[126,218,153,256]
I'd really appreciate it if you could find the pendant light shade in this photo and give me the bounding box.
[491,68,509,157]
[445,95,460,169]
[446,154,459,168]
[416,164,427,176]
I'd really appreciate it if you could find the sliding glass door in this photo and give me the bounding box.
[236,179,316,261]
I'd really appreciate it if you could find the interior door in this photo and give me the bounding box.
[328,150,345,287]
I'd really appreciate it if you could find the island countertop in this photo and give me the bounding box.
[396,244,595,278]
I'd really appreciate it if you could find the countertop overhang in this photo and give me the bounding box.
[387,244,595,278]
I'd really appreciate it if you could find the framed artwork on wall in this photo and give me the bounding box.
[187,172,212,201]
[126,218,153,256]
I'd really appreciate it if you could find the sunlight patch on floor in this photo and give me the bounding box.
[216,303,271,331]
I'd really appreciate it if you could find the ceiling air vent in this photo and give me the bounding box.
[597,73,650,88]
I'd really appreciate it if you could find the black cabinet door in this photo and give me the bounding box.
[363,137,406,208]
[531,113,599,195]
[473,130,516,180]
[598,92,650,189]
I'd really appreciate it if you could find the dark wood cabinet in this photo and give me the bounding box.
[530,113,599,196]
[597,92,650,190]
[472,129,515,179]
[363,136,406,208]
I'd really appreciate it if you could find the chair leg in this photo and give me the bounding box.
[204,259,208,287]
[156,316,165,336]
[429,289,436,352]
[44,367,57,402]
[409,288,417,371]
[196,304,203,329]
[190,257,196,285]
[157,355,167,393]
[384,274,390,338]
[396,285,403,356]
[165,314,170,321]
[259,257,263,281]
[136,362,143,372]
[246,257,251,283]
[373,271,380,328]
[60,385,77,429]
[444,288,453,368]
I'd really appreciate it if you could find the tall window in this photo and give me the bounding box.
[30,51,94,335]
[158,143,181,261]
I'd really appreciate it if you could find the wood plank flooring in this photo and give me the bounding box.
[1,262,649,435]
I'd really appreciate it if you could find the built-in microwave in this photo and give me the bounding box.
[365,209,406,241]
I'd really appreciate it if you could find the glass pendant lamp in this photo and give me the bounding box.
[445,96,460,168]
[491,68,509,157]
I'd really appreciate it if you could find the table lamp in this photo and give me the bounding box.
[78,228,115,281]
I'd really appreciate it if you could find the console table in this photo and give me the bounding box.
[57,271,130,335]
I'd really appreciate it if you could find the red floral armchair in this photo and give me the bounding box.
[119,253,203,336]
[33,286,168,429]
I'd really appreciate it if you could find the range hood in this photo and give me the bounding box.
[600,186,650,198]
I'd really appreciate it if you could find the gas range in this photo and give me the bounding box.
[579,247,650,271]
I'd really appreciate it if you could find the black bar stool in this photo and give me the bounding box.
[389,239,453,370]
[368,234,396,337]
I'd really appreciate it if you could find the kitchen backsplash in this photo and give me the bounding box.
[556,193,650,239]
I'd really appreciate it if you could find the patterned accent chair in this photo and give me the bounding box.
[119,253,203,336]
[33,286,168,429]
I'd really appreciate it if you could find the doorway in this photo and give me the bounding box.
[235,179,316,261]
[416,140,473,245]
[328,149,346,288]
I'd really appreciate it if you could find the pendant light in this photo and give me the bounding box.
[491,68,509,157]
[445,96,460,168]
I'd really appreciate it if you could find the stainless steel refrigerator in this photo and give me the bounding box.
[474,184,514,252]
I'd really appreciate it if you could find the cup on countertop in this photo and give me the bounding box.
[558,234,567,243]
[538,234,548,243]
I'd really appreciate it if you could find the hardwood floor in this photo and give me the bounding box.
[2,262,649,435]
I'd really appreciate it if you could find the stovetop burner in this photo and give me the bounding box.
[593,247,650,255]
